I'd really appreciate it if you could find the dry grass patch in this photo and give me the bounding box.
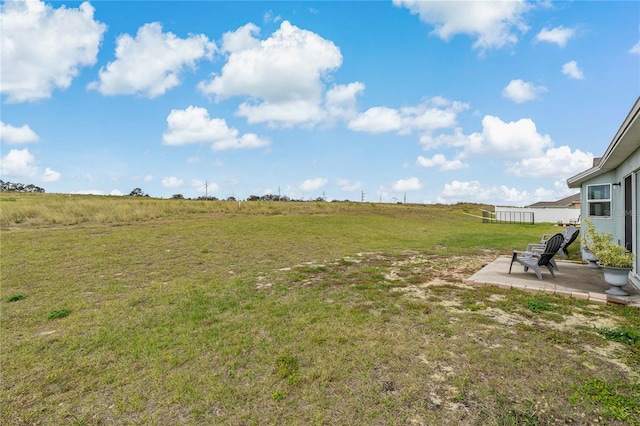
[254,251,640,424]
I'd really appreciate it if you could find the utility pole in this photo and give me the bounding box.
[404,191,406,204]
[322,191,326,201]
[361,190,365,203]
[205,181,208,199]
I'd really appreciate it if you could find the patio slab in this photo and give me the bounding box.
[464,256,640,307]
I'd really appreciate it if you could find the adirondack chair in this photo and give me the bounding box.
[539,225,579,257]
[525,225,579,270]
[509,233,564,280]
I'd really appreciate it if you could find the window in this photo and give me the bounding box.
[587,184,611,217]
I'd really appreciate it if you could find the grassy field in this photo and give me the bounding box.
[2,193,639,425]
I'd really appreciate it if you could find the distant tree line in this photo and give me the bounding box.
[0,182,347,202]
[0,180,45,193]
[166,192,345,202]
[242,194,334,202]
[246,194,292,202]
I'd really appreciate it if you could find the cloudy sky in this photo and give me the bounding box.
[1,0,638,204]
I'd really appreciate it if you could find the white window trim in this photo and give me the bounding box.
[586,183,612,218]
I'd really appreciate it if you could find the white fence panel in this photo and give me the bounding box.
[494,207,580,224]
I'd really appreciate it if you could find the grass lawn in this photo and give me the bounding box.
[2,194,639,425]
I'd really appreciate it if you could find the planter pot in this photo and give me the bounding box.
[599,264,632,296]
[582,248,600,268]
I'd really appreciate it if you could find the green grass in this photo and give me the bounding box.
[46,309,72,320]
[6,294,26,302]
[595,327,640,345]
[1,193,638,425]
[526,296,555,312]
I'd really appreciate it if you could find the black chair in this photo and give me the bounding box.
[509,233,564,280]
[527,225,579,269]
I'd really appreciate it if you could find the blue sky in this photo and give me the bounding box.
[1,0,638,204]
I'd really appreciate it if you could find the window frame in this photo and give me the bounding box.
[586,183,612,218]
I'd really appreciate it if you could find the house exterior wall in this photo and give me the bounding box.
[495,206,580,224]
[580,147,640,287]
[567,97,640,289]
[579,170,617,236]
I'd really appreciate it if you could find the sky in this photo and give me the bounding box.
[1,0,639,205]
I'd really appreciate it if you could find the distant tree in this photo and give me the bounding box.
[171,193,184,199]
[226,196,237,202]
[260,194,281,201]
[247,195,260,201]
[129,188,145,197]
[196,195,218,201]
[0,180,45,193]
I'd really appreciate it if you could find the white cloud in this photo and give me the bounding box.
[393,0,530,51]
[438,180,532,205]
[325,82,365,122]
[506,146,594,178]
[0,121,40,144]
[143,174,153,182]
[221,23,260,54]
[236,99,326,128]
[198,21,342,127]
[162,106,270,151]
[212,133,270,151]
[299,177,328,192]
[191,179,219,194]
[437,179,580,206]
[562,60,584,80]
[463,115,553,158]
[502,79,547,103]
[163,107,235,144]
[0,148,38,178]
[88,22,215,98]
[0,0,106,103]
[535,26,575,47]
[392,177,422,191]
[419,128,474,150]
[376,186,390,203]
[336,178,362,192]
[400,100,468,133]
[263,11,282,24]
[109,189,124,196]
[418,115,559,180]
[349,97,468,135]
[348,107,403,134]
[530,180,579,204]
[630,41,640,54]
[42,167,61,182]
[162,176,184,188]
[440,161,467,172]
[416,154,467,171]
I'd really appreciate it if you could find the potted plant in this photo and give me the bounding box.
[581,219,611,268]
[591,237,634,297]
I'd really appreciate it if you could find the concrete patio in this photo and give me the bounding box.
[464,256,640,308]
